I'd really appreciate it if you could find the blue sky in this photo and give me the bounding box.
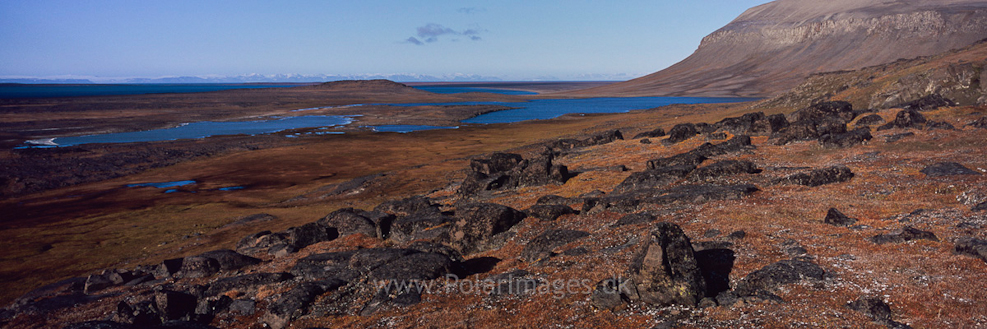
[0,0,773,81]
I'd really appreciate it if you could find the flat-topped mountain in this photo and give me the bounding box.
[569,0,987,97]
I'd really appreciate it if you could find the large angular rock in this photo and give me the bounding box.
[263,279,346,329]
[897,93,955,111]
[633,127,666,139]
[847,297,913,329]
[449,203,526,254]
[689,160,760,180]
[714,112,773,135]
[628,222,706,306]
[665,123,699,144]
[614,165,695,193]
[349,248,419,272]
[519,229,591,262]
[524,204,576,221]
[373,196,442,217]
[175,256,220,279]
[870,226,939,244]
[155,290,197,322]
[954,237,987,264]
[919,162,981,177]
[318,208,379,238]
[877,110,926,130]
[290,251,360,281]
[855,114,885,127]
[819,128,873,148]
[387,211,452,243]
[781,166,854,187]
[196,249,261,272]
[790,101,856,123]
[824,208,858,227]
[458,153,569,197]
[287,222,338,250]
[733,259,825,297]
[204,272,293,296]
[368,252,454,281]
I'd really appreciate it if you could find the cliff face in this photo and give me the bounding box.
[570,0,987,97]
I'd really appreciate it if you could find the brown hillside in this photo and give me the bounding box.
[565,0,987,98]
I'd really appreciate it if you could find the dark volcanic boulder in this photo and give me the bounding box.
[824,208,858,227]
[646,152,707,170]
[650,184,759,205]
[155,290,197,322]
[374,196,441,217]
[469,152,523,176]
[897,93,956,111]
[458,153,569,197]
[614,165,695,193]
[524,204,576,221]
[665,123,699,144]
[974,201,987,212]
[197,249,261,272]
[204,272,293,296]
[584,129,624,145]
[925,120,956,130]
[733,259,825,297]
[920,162,981,177]
[629,222,706,306]
[767,114,790,132]
[387,211,452,243]
[714,112,773,135]
[349,248,419,272]
[235,231,290,256]
[449,203,526,254]
[790,101,856,123]
[535,194,577,206]
[968,116,987,129]
[175,256,221,279]
[689,160,760,180]
[612,213,656,227]
[369,252,454,281]
[319,208,379,238]
[847,297,913,329]
[954,237,987,264]
[819,128,873,148]
[287,222,338,250]
[855,114,885,127]
[772,120,820,145]
[290,251,359,281]
[885,132,915,143]
[519,229,591,262]
[870,226,939,244]
[877,110,926,131]
[633,127,666,139]
[263,279,346,329]
[781,166,854,187]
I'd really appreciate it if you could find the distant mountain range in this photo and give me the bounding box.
[569,0,987,97]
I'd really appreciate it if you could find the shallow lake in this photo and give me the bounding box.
[19,96,756,148]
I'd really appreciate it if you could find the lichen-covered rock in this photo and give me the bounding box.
[855,114,885,127]
[665,123,699,144]
[870,226,939,244]
[449,203,526,254]
[954,237,987,264]
[919,162,981,177]
[689,160,760,180]
[790,101,856,123]
[781,166,854,187]
[824,208,858,227]
[633,127,666,139]
[819,127,873,148]
[519,229,591,262]
[847,297,913,329]
[524,204,577,221]
[287,222,338,250]
[733,259,825,297]
[897,93,956,111]
[614,165,695,193]
[877,109,926,130]
[628,222,706,306]
[319,208,379,238]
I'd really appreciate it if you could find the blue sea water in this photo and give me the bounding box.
[0,83,309,98]
[126,180,196,188]
[412,86,538,95]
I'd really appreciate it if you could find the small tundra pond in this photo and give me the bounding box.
[20,96,755,148]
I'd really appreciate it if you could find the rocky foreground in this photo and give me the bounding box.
[3,95,986,328]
